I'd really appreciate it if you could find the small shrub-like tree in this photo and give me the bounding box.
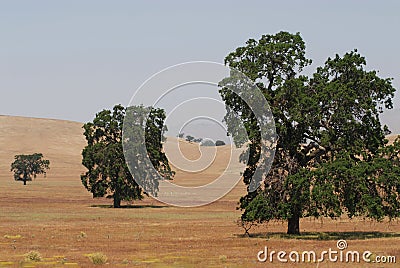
[185,135,195,143]
[11,153,50,185]
[201,139,215,146]
[215,140,226,146]
[193,138,203,143]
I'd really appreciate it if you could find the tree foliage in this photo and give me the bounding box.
[185,135,195,143]
[11,153,50,185]
[81,104,173,208]
[201,139,215,147]
[193,138,203,143]
[215,140,226,146]
[220,31,399,234]
[183,134,203,143]
[123,105,174,197]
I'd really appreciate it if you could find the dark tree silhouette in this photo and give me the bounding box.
[215,140,226,146]
[11,153,50,185]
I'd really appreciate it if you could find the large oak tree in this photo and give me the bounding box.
[220,31,400,234]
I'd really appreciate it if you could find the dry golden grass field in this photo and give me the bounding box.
[0,115,399,267]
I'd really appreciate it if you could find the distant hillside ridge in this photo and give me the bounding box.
[0,114,398,184]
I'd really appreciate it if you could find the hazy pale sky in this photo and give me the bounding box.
[1,0,399,133]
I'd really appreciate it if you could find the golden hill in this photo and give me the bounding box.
[0,115,86,181]
[0,114,397,190]
[0,115,245,194]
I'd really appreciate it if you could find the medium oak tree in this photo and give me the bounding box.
[81,104,174,208]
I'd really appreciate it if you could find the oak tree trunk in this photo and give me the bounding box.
[287,214,300,235]
[113,196,121,208]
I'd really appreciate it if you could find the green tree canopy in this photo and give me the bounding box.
[11,153,50,185]
[81,104,174,208]
[123,105,174,197]
[215,140,226,146]
[200,139,215,147]
[185,135,195,143]
[220,31,399,234]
